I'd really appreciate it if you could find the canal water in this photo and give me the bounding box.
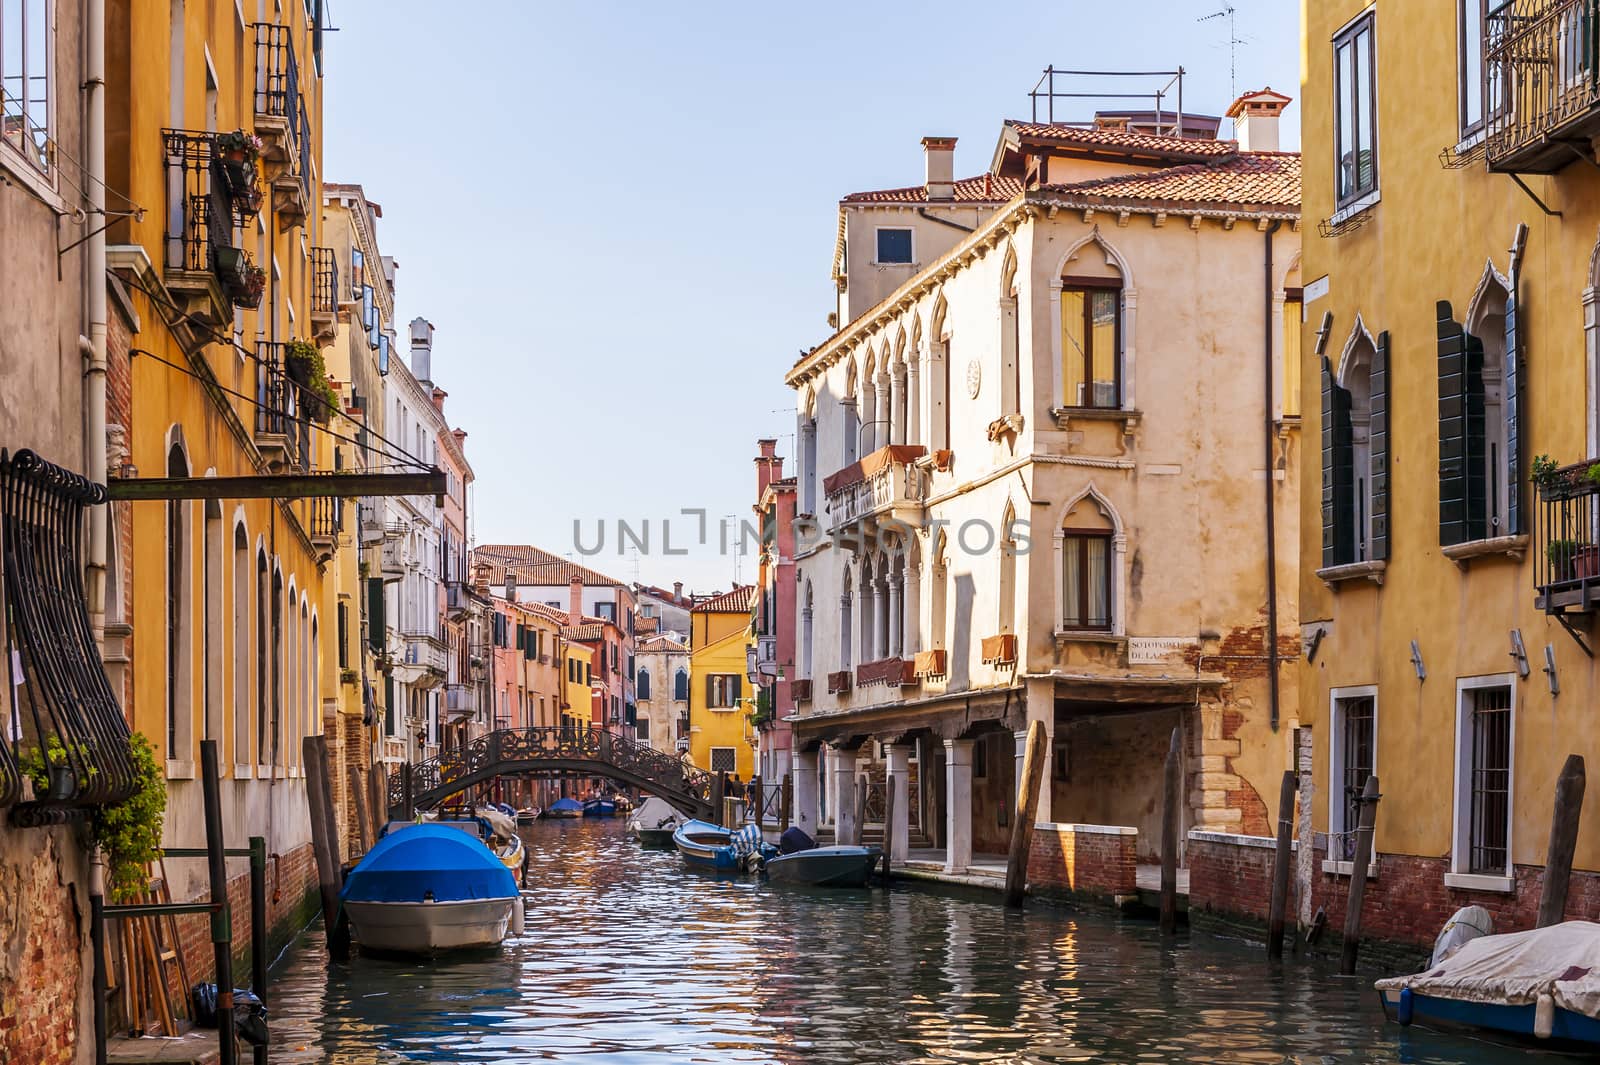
[267,820,1550,1063]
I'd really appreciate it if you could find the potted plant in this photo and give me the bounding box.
[233,262,266,309]
[285,339,339,423]
[214,129,262,195]
[213,244,247,284]
[1547,539,1600,582]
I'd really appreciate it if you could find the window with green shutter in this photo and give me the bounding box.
[367,578,385,653]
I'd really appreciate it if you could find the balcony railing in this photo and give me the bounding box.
[445,580,473,619]
[1535,461,1600,613]
[443,683,477,718]
[252,22,310,214]
[1485,0,1600,172]
[253,342,309,471]
[311,245,338,337]
[308,495,341,548]
[163,130,258,322]
[823,445,928,535]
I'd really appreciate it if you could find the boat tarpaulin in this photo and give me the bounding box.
[1376,921,1600,1019]
[341,824,516,904]
[630,797,681,829]
[547,797,583,814]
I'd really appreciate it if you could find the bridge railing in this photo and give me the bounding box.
[389,726,714,813]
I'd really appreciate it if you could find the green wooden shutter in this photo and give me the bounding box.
[1321,356,1355,566]
[1369,331,1392,561]
[1438,303,1486,546]
[1504,276,1525,535]
[732,675,743,704]
[366,577,385,653]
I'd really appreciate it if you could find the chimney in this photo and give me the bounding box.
[568,574,583,626]
[755,438,783,497]
[673,581,683,601]
[922,137,956,202]
[409,317,435,385]
[1226,88,1292,152]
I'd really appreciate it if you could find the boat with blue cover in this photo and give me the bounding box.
[340,823,523,955]
[672,819,776,872]
[1377,918,1600,1050]
[545,797,583,819]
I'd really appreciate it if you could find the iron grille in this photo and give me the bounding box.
[0,450,136,822]
[1534,460,1600,612]
[1485,0,1600,169]
[1337,695,1375,859]
[254,341,306,469]
[253,23,301,139]
[1469,685,1513,874]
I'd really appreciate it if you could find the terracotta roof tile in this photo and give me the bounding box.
[1035,152,1300,211]
[690,585,755,614]
[842,174,1023,205]
[474,544,627,590]
[561,623,606,642]
[1004,121,1238,159]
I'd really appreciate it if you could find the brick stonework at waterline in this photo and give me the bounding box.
[1187,830,1600,963]
[1027,823,1138,901]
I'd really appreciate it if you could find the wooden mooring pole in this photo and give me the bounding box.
[303,735,349,960]
[780,772,792,833]
[882,769,897,881]
[1159,727,1181,935]
[1267,769,1296,960]
[856,773,870,850]
[1004,721,1048,908]
[1340,774,1380,975]
[752,775,764,831]
[1538,754,1586,928]
[200,741,238,1065]
[711,772,726,827]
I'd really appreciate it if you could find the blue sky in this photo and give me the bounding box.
[322,0,1300,594]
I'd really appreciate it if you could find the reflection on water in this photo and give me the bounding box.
[268,820,1541,1063]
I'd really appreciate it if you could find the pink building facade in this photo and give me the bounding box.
[752,440,796,782]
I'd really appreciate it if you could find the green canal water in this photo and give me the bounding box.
[266,819,1553,1063]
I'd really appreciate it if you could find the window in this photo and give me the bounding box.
[673,668,689,702]
[641,604,656,619]
[1330,690,1376,860]
[1454,679,1513,878]
[706,673,741,709]
[165,445,191,763]
[636,717,650,741]
[1334,13,1378,208]
[637,667,651,701]
[876,228,913,265]
[710,747,737,774]
[1322,328,1389,566]
[1441,285,1519,546]
[1282,290,1303,418]
[1459,0,1486,138]
[973,736,987,779]
[596,601,616,623]
[1,0,52,175]
[1061,280,1121,409]
[1061,534,1112,630]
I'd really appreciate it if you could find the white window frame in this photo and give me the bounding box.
[1448,672,1516,892]
[1325,685,1379,876]
[874,226,915,266]
[0,0,61,204]
[709,746,737,774]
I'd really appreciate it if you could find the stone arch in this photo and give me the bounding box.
[1053,225,1134,290]
[1336,314,1378,390]
[1000,241,1019,297]
[1054,483,1126,636]
[1051,226,1137,410]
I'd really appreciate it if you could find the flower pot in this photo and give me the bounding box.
[213,245,246,283]
[48,765,76,801]
[1576,545,1600,580]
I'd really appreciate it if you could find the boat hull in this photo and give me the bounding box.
[1379,987,1600,1049]
[636,827,677,848]
[344,897,516,955]
[766,846,882,888]
[582,800,617,818]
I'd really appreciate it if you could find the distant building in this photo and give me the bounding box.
[635,632,690,757]
[749,441,797,785]
[689,586,757,780]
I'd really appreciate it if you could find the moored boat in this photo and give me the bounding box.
[515,807,542,826]
[627,797,684,848]
[582,798,618,818]
[672,819,775,872]
[545,797,583,819]
[340,824,523,956]
[764,844,881,888]
[1376,919,1600,1049]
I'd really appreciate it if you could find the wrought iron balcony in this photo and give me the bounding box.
[252,23,311,223]
[162,129,253,327]
[308,495,340,556]
[253,342,309,472]
[1485,0,1600,172]
[310,246,338,340]
[822,445,928,537]
[1535,460,1600,614]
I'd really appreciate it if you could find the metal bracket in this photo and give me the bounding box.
[1507,173,1561,217]
[1510,628,1530,677]
[1553,613,1594,658]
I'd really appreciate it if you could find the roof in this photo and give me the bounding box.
[1035,151,1300,211]
[474,544,628,590]
[841,173,1023,205]
[522,602,572,626]
[1226,88,1293,118]
[691,585,755,614]
[561,623,606,642]
[1000,121,1238,159]
[638,633,688,652]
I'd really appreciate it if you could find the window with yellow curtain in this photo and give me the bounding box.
[1282,292,1303,418]
[1061,279,1121,409]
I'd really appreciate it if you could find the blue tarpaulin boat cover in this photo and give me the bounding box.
[340,824,516,904]
[547,797,583,814]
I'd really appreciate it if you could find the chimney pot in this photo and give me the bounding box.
[409,317,435,384]
[922,136,957,202]
[1226,88,1292,153]
[569,575,583,626]
[673,581,683,600]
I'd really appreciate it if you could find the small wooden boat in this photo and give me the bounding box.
[340,824,522,956]
[765,845,882,887]
[611,794,635,814]
[672,819,775,872]
[545,797,583,819]
[515,807,542,826]
[582,798,617,818]
[627,797,683,848]
[1377,920,1600,1049]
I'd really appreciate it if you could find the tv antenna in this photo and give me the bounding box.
[1198,5,1244,102]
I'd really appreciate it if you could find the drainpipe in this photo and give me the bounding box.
[1263,219,1283,732]
[84,0,109,642]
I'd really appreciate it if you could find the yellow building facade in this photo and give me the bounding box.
[105,0,333,909]
[688,587,755,780]
[1300,0,1600,941]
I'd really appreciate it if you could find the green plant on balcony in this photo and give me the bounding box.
[1548,539,1600,583]
[1532,453,1560,489]
[286,338,339,423]
[215,129,263,195]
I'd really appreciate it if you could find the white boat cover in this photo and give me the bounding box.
[475,806,519,840]
[1376,921,1600,1018]
[629,797,682,831]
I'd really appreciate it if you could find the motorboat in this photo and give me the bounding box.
[515,807,542,826]
[1377,916,1600,1049]
[611,794,636,814]
[340,823,523,956]
[762,828,880,887]
[672,819,775,872]
[627,797,684,848]
[545,797,583,819]
[582,798,617,818]
[475,806,526,879]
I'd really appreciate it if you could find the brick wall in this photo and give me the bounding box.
[1187,830,1600,970]
[0,830,87,1065]
[1028,823,1137,902]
